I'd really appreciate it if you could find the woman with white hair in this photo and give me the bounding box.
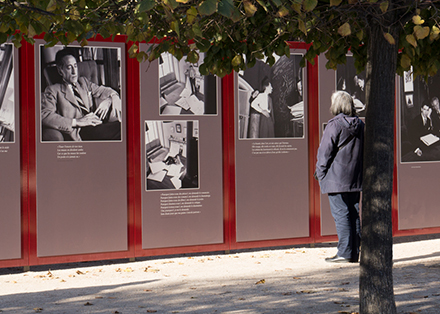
[315,90,364,263]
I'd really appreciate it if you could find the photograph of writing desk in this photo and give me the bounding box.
[146,121,199,190]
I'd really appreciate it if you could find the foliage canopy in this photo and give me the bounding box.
[2,1,440,78]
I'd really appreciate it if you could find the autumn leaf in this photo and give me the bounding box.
[76,270,85,275]
[384,32,395,45]
[84,302,93,306]
[255,279,266,284]
[303,0,318,12]
[330,0,342,6]
[124,267,134,272]
[414,25,430,40]
[412,15,425,25]
[406,34,417,47]
[430,26,440,41]
[379,1,389,13]
[243,0,257,17]
[338,23,351,37]
[33,308,43,313]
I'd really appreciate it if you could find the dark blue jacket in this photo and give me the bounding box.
[315,113,364,194]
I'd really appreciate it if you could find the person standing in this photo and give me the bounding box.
[315,90,364,263]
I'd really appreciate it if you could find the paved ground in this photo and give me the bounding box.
[1,234,439,314]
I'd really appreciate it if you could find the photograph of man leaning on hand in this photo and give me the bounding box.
[40,45,122,142]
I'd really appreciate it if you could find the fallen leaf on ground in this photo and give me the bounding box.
[124,267,133,272]
[84,302,93,306]
[144,267,160,273]
[147,310,157,313]
[340,282,350,285]
[297,290,316,294]
[413,295,429,298]
[95,296,103,299]
[76,270,85,275]
[293,276,301,279]
[238,297,245,300]
[33,308,43,313]
[282,292,292,295]
[115,268,122,272]
[47,271,53,277]
[144,289,153,292]
[255,279,265,284]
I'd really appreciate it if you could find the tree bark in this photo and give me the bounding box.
[359,20,399,314]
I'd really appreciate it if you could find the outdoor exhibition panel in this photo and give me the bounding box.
[234,48,310,243]
[34,40,129,258]
[139,44,225,250]
[396,70,440,233]
[0,44,21,261]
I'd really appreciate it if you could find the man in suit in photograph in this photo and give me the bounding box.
[41,48,122,141]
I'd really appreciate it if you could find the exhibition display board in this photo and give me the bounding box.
[0,44,21,261]
[235,50,310,242]
[1,38,440,269]
[397,70,440,231]
[139,45,224,249]
[34,41,128,257]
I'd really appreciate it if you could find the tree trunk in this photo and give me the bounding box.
[359,21,399,314]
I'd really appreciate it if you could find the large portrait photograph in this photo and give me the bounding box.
[238,54,305,139]
[146,120,199,190]
[159,52,217,116]
[400,69,440,163]
[336,55,366,118]
[39,45,122,142]
[0,44,15,142]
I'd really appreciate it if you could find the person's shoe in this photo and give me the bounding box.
[325,255,351,263]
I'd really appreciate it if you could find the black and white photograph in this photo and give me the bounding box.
[159,52,217,116]
[146,120,199,190]
[238,54,304,139]
[39,45,122,142]
[336,55,366,117]
[0,44,15,142]
[400,69,440,163]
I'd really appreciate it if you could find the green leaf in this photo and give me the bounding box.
[414,26,430,40]
[218,0,241,22]
[380,1,389,13]
[187,7,198,24]
[243,0,257,17]
[330,0,342,6]
[170,20,180,37]
[298,19,307,35]
[46,0,57,12]
[356,30,364,41]
[187,50,200,63]
[176,0,190,3]
[383,32,395,45]
[303,0,318,12]
[406,34,417,48]
[198,0,217,16]
[338,23,351,37]
[138,0,156,12]
[164,0,179,10]
[192,23,203,37]
[272,0,282,6]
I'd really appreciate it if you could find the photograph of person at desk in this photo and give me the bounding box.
[146,120,199,190]
[40,46,122,142]
[159,52,217,116]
